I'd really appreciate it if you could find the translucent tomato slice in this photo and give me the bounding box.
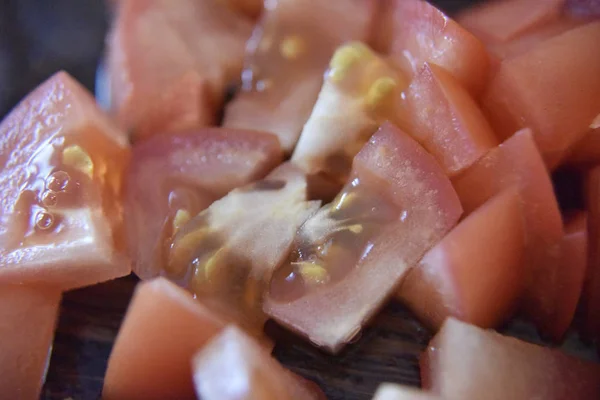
[385,0,490,96]
[0,71,131,290]
[405,62,498,177]
[452,129,564,339]
[107,0,252,141]
[125,128,282,281]
[398,189,526,330]
[193,326,325,400]
[422,318,600,400]
[223,0,376,152]
[266,123,462,352]
[482,22,600,169]
[0,284,60,400]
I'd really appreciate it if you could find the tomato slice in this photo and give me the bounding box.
[405,62,498,177]
[291,42,409,197]
[223,0,376,152]
[125,128,282,281]
[582,166,600,342]
[385,0,490,96]
[0,71,131,290]
[107,0,252,141]
[166,163,320,335]
[265,123,462,352]
[422,318,600,400]
[482,22,600,169]
[398,188,525,330]
[103,278,225,400]
[452,129,564,339]
[193,326,324,400]
[0,284,60,400]
[373,384,441,400]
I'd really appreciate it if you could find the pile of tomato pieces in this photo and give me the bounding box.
[0,0,599,399]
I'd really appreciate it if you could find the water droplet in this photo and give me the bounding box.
[35,211,55,231]
[400,210,408,222]
[47,171,71,192]
[41,191,58,207]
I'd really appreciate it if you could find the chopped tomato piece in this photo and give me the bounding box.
[103,278,225,400]
[125,128,282,280]
[0,285,60,400]
[193,326,324,400]
[582,166,600,342]
[405,62,498,177]
[452,129,564,339]
[223,0,376,152]
[266,123,462,352]
[567,125,600,166]
[422,318,600,400]
[482,22,600,168]
[292,42,409,197]
[0,71,131,290]
[398,189,525,330]
[107,0,252,141]
[386,0,490,96]
[373,384,441,400]
[167,163,320,335]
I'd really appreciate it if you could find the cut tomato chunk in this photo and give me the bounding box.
[107,0,252,141]
[0,285,60,400]
[582,166,600,342]
[0,71,131,290]
[405,62,498,177]
[292,42,409,197]
[223,0,376,152]
[373,384,440,400]
[103,278,225,400]
[422,318,600,400]
[125,128,282,280]
[386,0,490,96]
[266,123,462,352]
[482,22,600,169]
[567,125,600,166]
[193,326,324,400]
[398,189,525,330]
[452,129,564,339]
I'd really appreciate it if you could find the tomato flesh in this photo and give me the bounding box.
[398,189,525,330]
[567,125,600,166]
[0,285,60,400]
[482,22,600,169]
[0,71,131,290]
[422,318,600,400]
[193,326,324,400]
[107,0,252,141]
[265,123,462,352]
[223,0,376,152]
[125,128,282,281]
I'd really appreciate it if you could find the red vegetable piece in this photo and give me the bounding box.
[422,318,600,400]
[373,384,441,400]
[0,71,131,290]
[266,123,462,352]
[582,166,600,342]
[386,0,490,96]
[567,124,600,166]
[193,326,325,400]
[482,22,600,169]
[223,0,376,152]
[125,128,282,280]
[405,62,498,176]
[0,285,60,400]
[398,188,525,330]
[107,0,252,141]
[103,278,225,400]
[452,129,564,339]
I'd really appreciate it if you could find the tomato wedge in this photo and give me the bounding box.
[405,62,498,177]
[193,326,324,400]
[266,123,462,352]
[398,188,525,330]
[223,0,376,152]
[385,0,490,96]
[373,384,440,400]
[0,71,131,290]
[125,128,282,281]
[107,0,252,141]
[452,129,564,339]
[0,285,60,400]
[422,318,600,400]
[482,22,600,169]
